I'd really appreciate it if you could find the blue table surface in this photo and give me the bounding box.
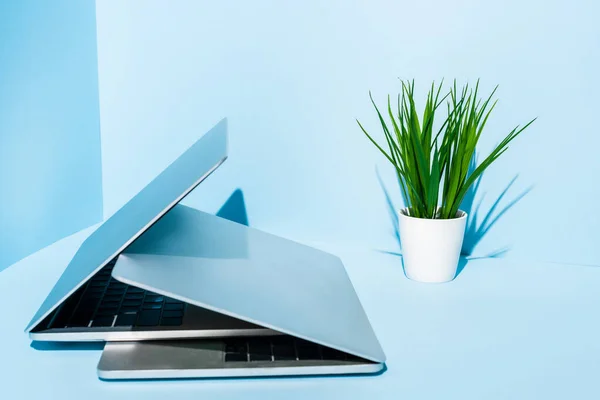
[1,225,599,399]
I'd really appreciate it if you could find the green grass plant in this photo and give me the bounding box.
[358,80,535,219]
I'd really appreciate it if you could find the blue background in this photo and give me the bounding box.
[2,2,600,398]
[0,0,103,272]
[94,0,600,266]
[1,0,599,270]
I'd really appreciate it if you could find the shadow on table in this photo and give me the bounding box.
[31,341,105,351]
[375,156,532,278]
[459,157,533,258]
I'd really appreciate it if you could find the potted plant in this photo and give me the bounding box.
[358,80,535,283]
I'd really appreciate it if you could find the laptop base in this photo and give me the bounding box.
[98,338,383,380]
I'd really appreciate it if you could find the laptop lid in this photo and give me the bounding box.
[112,205,386,363]
[25,119,228,332]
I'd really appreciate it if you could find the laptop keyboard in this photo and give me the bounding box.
[46,260,186,329]
[223,337,358,362]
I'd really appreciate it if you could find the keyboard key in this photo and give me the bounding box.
[273,344,295,360]
[225,353,247,362]
[164,297,180,304]
[250,353,272,361]
[121,305,140,312]
[272,336,294,345]
[96,312,117,320]
[164,303,184,311]
[68,308,94,327]
[142,303,162,310]
[122,299,142,307]
[127,287,144,294]
[106,284,126,292]
[114,313,137,327]
[225,340,247,354]
[67,318,91,328]
[136,310,161,326]
[96,308,117,316]
[48,308,73,330]
[249,340,272,361]
[106,289,125,296]
[91,316,114,327]
[75,301,98,316]
[160,317,183,327]
[321,347,347,360]
[296,344,322,360]
[248,339,271,353]
[96,299,116,308]
[124,293,144,300]
[144,296,164,303]
[346,354,364,363]
[101,300,120,308]
[87,292,103,300]
[162,310,183,318]
[49,287,87,328]
[78,299,100,311]
[88,290,105,298]
[103,295,123,303]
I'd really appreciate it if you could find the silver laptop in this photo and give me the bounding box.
[97,211,386,379]
[25,119,270,341]
[26,117,386,378]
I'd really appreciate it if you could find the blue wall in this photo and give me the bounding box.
[94,0,600,266]
[0,0,103,271]
[2,0,598,268]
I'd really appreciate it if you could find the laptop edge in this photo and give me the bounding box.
[25,118,228,335]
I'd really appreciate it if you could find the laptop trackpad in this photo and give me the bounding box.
[98,340,225,376]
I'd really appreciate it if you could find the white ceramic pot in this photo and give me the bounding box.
[397,208,467,283]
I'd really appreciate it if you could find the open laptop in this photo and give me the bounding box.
[98,337,384,379]
[26,117,386,378]
[25,119,270,341]
[96,206,386,379]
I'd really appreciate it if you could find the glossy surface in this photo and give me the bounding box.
[25,119,228,332]
[113,205,386,363]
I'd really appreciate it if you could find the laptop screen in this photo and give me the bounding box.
[25,119,228,332]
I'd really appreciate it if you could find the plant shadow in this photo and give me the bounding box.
[123,189,250,259]
[375,155,532,278]
[459,157,533,258]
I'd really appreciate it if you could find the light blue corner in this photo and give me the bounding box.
[0,0,103,272]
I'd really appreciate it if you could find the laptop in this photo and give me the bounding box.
[25,119,269,341]
[96,207,386,379]
[26,117,386,378]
